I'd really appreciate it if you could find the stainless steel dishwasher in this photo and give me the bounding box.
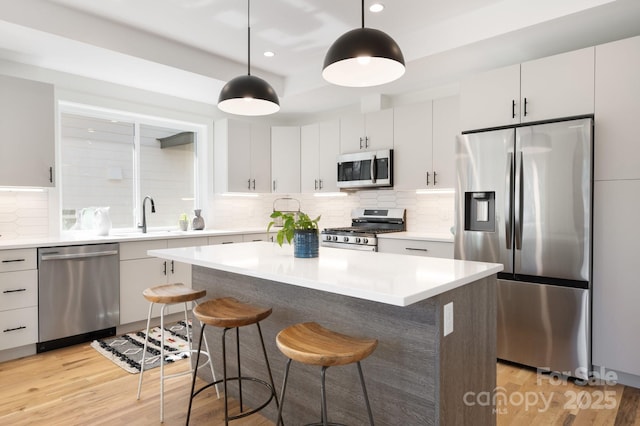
[37,243,119,352]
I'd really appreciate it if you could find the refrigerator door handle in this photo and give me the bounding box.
[514,151,524,250]
[505,153,514,250]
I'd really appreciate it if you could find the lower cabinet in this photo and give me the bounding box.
[208,234,244,245]
[119,237,207,324]
[0,249,38,350]
[377,238,453,258]
[592,180,640,377]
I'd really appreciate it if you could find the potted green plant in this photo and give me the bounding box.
[267,211,321,258]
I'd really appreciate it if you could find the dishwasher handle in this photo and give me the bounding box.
[40,250,119,261]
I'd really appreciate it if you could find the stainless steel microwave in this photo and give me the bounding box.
[337,149,393,189]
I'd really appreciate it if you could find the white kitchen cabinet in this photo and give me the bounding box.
[301,120,340,193]
[0,248,38,350]
[592,180,640,377]
[393,96,459,190]
[243,233,273,243]
[460,47,594,131]
[119,237,206,324]
[0,75,55,187]
[594,36,640,181]
[208,234,244,245]
[271,126,301,193]
[377,238,453,258]
[340,109,393,153]
[214,118,271,193]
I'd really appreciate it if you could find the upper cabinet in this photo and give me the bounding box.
[214,118,271,193]
[393,96,459,190]
[460,47,594,131]
[594,36,640,181]
[271,126,301,193]
[301,120,340,193]
[0,75,55,187]
[340,108,393,153]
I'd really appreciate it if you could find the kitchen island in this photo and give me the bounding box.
[149,242,502,425]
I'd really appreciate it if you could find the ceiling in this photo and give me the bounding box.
[1,0,640,119]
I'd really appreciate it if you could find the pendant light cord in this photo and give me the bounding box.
[247,0,251,76]
[361,0,365,28]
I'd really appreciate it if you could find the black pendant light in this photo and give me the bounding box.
[323,0,405,87]
[218,0,280,116]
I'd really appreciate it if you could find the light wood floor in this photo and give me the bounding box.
[1,343,639,425]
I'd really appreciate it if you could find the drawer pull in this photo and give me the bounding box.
[405,247,429,252]
[2,259,26,263]
[3,326,27,333]
[3,288,27,293]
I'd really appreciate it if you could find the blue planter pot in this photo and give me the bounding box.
[293,229,319,258]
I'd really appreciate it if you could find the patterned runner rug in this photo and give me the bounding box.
[90,320,192,374]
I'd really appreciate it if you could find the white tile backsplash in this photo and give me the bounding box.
[0,192,50,240]
[207,190,454,234]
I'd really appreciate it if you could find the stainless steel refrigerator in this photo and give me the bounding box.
[454,117,593,379]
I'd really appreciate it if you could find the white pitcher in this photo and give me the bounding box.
[94,207,112,236]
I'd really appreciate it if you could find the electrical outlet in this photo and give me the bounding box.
[444,302,454,336]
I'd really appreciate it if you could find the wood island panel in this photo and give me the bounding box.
[191,265,496,425]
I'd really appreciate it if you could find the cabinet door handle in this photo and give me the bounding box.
[273,180,276,191]
[426,171,430,186]
[252,179,256,190]
[512,100,516,119]
[49,166,53,183]
[319,179,323,190]
[433,171,437,186]
[523,97,528,117]
[365,136,369,148]
[2,258,26,263]
[315,179,318,190]
[171,260,175,274]
[3,326,27,333]
[3,288,27,293]
[359,137,363,149]
[405,247,429,252]
[163,261,167,275]
[248,179,251,190]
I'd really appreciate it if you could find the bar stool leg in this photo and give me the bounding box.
[357,361,375,426]
[187,324,207,425]
[193,300,220,398]
[320,366,329,426]
[236,327,243,413]
[276,358,292,426]
[159,304,167,422]
[256,323,281,416]
[136,301,155,399]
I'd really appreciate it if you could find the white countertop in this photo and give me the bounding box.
[377,231,454,243]
[0,228,267,250]
[148,241,502,307]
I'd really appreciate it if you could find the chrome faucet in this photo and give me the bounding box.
[138,196,156,233]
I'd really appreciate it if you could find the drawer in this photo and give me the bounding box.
[0,270,37,311]
[378,239,453,258]
[208,235,244,245]
[167,237,208,249]
[0,306,38,350]
[120,240,167,260]
[243,233,274,243]
[0,249,37,272]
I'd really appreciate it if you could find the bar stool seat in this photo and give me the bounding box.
[276,322,378,426]
[187,297,279,425]
[136,283,218,423]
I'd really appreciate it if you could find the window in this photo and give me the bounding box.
[60,111,198,231]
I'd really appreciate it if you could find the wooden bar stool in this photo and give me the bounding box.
[136,283,218,423]
[276,322,378,426]
[187,297,280,425]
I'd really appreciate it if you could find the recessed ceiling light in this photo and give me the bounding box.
[369,3,384,13]
[263,51,275,57]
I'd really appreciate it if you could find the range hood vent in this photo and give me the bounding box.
[157,131,195,149]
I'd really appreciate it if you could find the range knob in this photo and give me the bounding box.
[342,236,349,242]
[363,238,369,244]
[332,235,338,242]
[355,237,361,243]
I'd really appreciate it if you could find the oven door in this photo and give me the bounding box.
[337,149,393,189]
[321,241,377,251]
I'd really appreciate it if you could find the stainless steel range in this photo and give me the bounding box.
[321,208,405,251]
